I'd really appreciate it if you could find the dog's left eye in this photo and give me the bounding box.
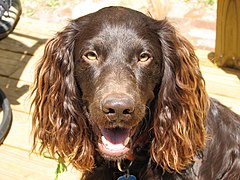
[83,51,98,61]
[138,52,152,63]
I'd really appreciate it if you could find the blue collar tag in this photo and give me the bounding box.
[117,175,137,180]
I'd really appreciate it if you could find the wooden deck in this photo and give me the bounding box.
[0,18,239,179]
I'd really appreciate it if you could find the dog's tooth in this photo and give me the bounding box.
[101,136,108,146]
[124,137,130,146]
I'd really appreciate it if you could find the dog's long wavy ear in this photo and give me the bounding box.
[151,19,209,172]
[31,20,94,171]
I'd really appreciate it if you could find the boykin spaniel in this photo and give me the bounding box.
[31,7,240,179]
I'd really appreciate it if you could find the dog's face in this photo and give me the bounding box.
[74,7,162,160]
[32,6,207,172]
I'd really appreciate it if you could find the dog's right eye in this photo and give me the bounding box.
[138,52,152,64]
[83,51,98,61]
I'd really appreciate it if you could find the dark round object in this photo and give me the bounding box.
[0,88,12,144]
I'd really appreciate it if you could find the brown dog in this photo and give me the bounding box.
[31,7,240,179]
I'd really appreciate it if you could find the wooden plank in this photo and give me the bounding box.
[3,110,32,151]
[0,47,44,83]
[9,53,40,83]
[0,18,65,83]
[205,80,240,101]
[201,65,240,81]
[0,49,30,64]
[0,21,50,83]
[0,145,81,180]
[196,50,216,67]
[0,18,65,55]
[203,72,240,97]
[196,50,240,114]
[14,18,66,38]
[209,94,240,114]
[197,50,240,77]
[0,49,33,78]
[0,76,31,113]
[203,72,240,89]
[0,33,47,56]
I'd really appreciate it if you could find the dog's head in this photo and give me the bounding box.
[73,7,162,160]
[32,7,208,172]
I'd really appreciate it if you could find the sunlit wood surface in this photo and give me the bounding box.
[0,18,239,179]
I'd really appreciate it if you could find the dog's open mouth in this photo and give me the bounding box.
[98,127,131,157]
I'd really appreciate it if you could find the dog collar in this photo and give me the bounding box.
[117,160,136,180]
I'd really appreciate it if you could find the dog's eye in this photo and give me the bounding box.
[83,51,98,61]
[138,52,151,62]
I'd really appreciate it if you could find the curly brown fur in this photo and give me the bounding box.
[31,7,240,179]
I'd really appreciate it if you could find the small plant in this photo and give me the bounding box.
[54,160,67,180]
[44,152,67,180]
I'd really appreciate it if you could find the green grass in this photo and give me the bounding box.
[46,0,64,8]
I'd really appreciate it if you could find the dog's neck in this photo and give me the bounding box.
[127,127,152,161]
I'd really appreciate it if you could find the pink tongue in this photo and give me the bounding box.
[100,128,130,144]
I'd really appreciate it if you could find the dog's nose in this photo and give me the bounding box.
[102,94,134,119]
